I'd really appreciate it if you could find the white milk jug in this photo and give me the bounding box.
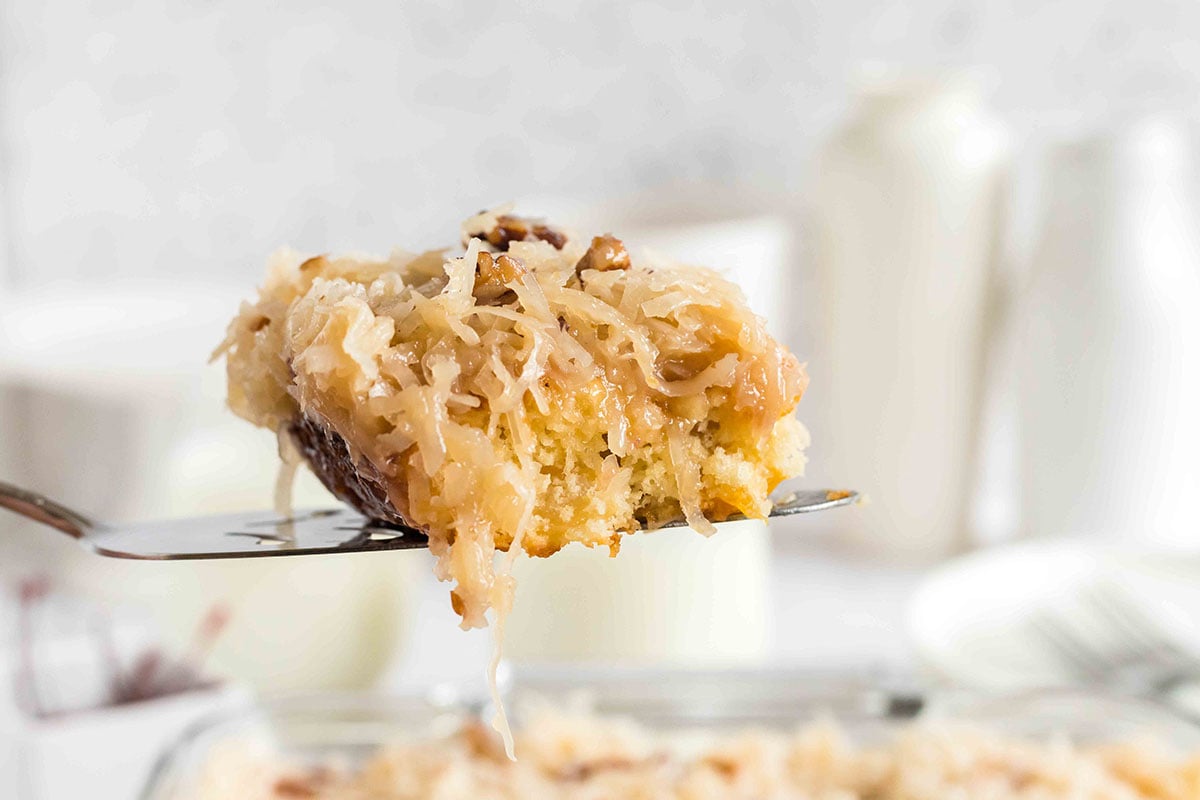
[1017,119,1200,546]
[807,72,1010,559]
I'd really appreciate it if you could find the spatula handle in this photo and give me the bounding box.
[0,481,93,539]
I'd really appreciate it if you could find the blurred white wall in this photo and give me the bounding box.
[0,0,1198,290]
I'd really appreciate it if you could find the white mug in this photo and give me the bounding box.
[504,521,771,665]
[498,190,793,664]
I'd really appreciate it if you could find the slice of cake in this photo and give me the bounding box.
[217,209,809,629]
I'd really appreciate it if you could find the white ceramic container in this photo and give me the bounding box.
[808,71,1010,559]
[1017,119,1200,546]
[0,283,418,692]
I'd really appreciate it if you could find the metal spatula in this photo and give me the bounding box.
[0,480,858,561]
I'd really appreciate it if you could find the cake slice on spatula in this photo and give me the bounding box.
[217,208,810,631]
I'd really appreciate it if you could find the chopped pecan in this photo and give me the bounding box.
[272,769,333,798]
[475,250,496,278]
[460,720,508,761]
[469,214,568,251]
[486,214,530,249]
[532,223,567,249]
[575,235,631,276]
[702,755,741,779]
[476,251,526,284]
[273,779,316,798]
[558,753,668,782]
[248,315,270,332]
[474,251,527,303]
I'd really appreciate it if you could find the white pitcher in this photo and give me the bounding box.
[1017,119,1200,546]
[807,70,1010,559]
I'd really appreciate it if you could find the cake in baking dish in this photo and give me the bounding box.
[217,209,809,629]
[191,708,1200,800]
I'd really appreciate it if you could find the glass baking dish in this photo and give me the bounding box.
[141,666,1200,799]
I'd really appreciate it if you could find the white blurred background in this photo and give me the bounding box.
[5,2,1200,796]
[1,1,1197,286]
